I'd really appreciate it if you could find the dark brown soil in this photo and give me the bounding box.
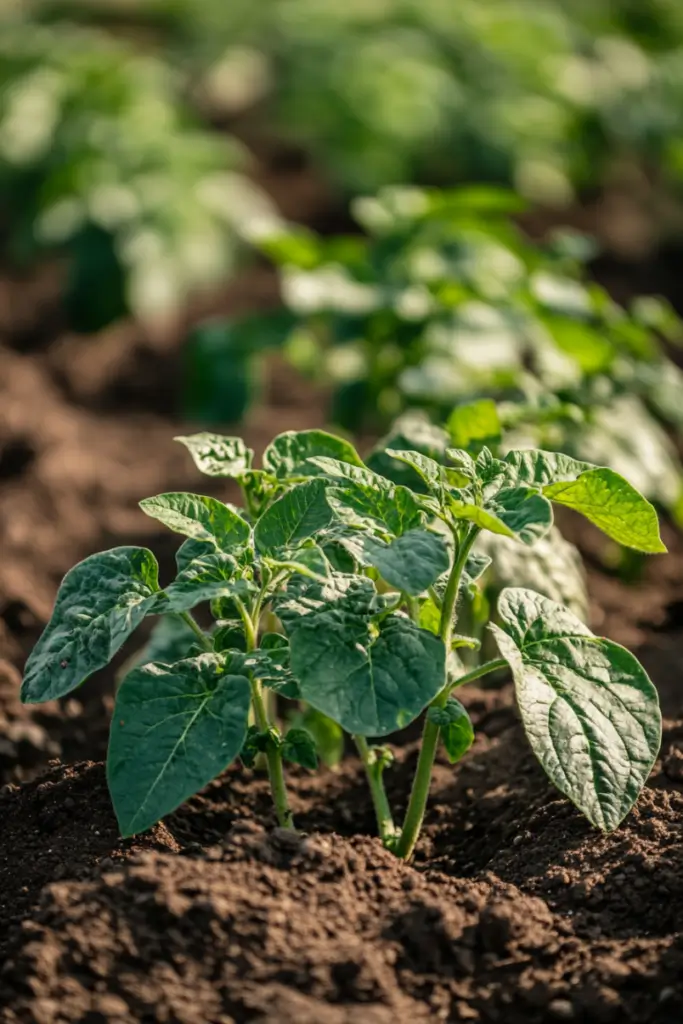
[2,709,683,1024]
[2,261,683,1023]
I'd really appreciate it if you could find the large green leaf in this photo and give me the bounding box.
[139,493,251,552]
[277,574,445,735]
[543,469,666,553]
[108,653,251,836]
[163,552,254,613]
[492,588,661,831]
[254,479,334,554]
[263,429,363,479]
[22,548,160,704]
[174,433,253,477]
[358,529,450,595]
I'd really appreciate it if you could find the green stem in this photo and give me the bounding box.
[236,594,294,830]
[354,735,396,846]
[395,527,478,861]
[450,658,507,691]
[250,677,294,829]
[178,611,213,652]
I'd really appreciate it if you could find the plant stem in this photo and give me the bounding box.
[394,527,478,860]
[178,611,213,652]
[236,594,295,830]
[450,658,507,691]
[354,735,396,845]
[250,677,294,829]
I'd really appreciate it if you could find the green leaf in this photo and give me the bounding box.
[263,429,363,479]
[108,653,251,836]
[366,414,450,490]
[492,588,661,831]
[264,543,330,582]
[501,449,595,488]
[174,433,253,477]
[22,548,160,704]
[360,529,450,595]
[296,707,344,767]
[489,487,554,545]
[240,725,265,768]
[427,698,475,763]
[212,625,247,653]
[312,459,423,537]
[282,728,318,770]
[385,448,473,491]
[277,574,446,736]
[447,501,514,538]
[543,469,666,553]
[418,596,441,634]
[448,487,553,546]
[383,449,448,492]
[175,538,217,573]
[254,479,333,554]
[164,552,254,613]
[463,552,492,583]
[238,469,282,519]
[140,493,251,553]
[447,400,501,451]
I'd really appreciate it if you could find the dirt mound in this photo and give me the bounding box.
[1,715,683,1024]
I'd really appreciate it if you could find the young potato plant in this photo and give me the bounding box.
[21,429,665,857]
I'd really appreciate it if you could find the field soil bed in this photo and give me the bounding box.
[2,267,683,1022]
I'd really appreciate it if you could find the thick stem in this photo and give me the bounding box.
[395,527,478,860]
[354,735,396,845]
[237,596,295,830]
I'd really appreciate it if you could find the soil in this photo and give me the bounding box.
[2,260,683,1023]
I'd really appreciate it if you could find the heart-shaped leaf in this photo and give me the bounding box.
[492,587,661,831]
[22,547,160,703]
[277,574,445,735]
[108,653,251,835]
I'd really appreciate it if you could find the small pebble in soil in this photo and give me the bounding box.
[548,998,575,1019]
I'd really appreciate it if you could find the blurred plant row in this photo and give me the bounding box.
[191,184,683,523]
[3,0,683,527]
[5,0,683,323]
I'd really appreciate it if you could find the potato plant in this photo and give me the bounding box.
[39,0,683,202]
[204,185,683,516]
[0,13,276,330]
[22,429,664,856]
